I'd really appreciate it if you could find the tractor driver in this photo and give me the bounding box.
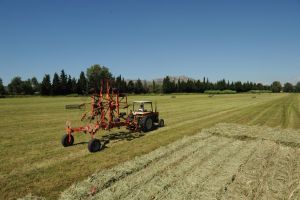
[138,103,144,112]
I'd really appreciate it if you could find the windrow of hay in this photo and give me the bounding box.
[60,123,300,200]
[222,141,300,199]
[60,132,213,199]
[205,123,300,148]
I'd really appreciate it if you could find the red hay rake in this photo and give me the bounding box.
[62,79,129,152]
[61,79,164,152]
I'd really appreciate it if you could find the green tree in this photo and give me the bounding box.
[22,79,34,95]
[71,77,77,94]
[134,79,144,94]
[177,79,186,93]
[257,83,264,90]
[195,80,204,93]
[127,80,134,93]
[52,73,60,95]
[40,74,51,95]
[151,80,158,93]
[77,71,87,95]
[234,81,243,93]
[114,75,127,93]
[86,64,112,93]
[8,76,23,94]
[0,78,6,95]
[186,79,195,92]
[31,77,40,94]
[66,75,72,94]
[271,81,282,93]
[216,79,227,90]
[162,76,176,93]
[115,75,122,91]
[283,82,294,93]
[60,70,67,95]
[295,82,300,93]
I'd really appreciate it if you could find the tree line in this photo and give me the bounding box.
[1,64,300,96]
[161,77,300,93]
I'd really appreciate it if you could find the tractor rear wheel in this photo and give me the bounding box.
[141,117,153,132]
[61,134,74,147]
[88,138,101,152]
[159,119,165,127]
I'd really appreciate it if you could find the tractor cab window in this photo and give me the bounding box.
[133,102,153,112]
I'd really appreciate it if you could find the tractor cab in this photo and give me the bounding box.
[132,101,154,115]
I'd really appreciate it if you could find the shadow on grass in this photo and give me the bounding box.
[73,141,88,146]
[102,125,159,142]
[72,126,161,150]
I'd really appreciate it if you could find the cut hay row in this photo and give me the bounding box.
[60,123,300,199]
[60,132,214,199]
[93,137,232,200]
[207,123,300,148]
[222,143,300,199]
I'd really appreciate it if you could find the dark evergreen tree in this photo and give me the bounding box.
[229,82,235,91]
[216,79,226,90]
[121,78,127,92]
[127,80,134,93]
[195,80,203,93]
[143,80,149,93]
[66,75,72,94]
[60,70,68,95]
[0,78,6,95]
[52,73,60,95]
[40,74,51,95]
[0,78,5,95]
[71,77,77,93]
[151,80,157,93]
[113,76,127,93]
[162,76,176,93]
[134,79,144,94]
[235,81,243,92]
[77,71,87,95]
[203,77,207,91]
[186,79,195,92]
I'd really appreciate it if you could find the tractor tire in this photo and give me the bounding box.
[61,134,74,147]
[88,138,101,153]
[141,117,153,132]
[159,119,165,127]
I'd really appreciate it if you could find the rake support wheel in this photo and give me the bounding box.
[88,138,102,152]
[61,134,74,147]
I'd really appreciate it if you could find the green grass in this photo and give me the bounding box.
[1,93,300,199]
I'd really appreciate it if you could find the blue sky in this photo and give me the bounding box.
[0,0,300,85]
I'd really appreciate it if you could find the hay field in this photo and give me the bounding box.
[61,123,300,200]
[1,93,300,199]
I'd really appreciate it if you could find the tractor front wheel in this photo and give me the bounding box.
[88,138,101,153]
[159,119,165,127]
[61,134,74,147]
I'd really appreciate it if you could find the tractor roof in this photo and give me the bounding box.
[133,100,152,103]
